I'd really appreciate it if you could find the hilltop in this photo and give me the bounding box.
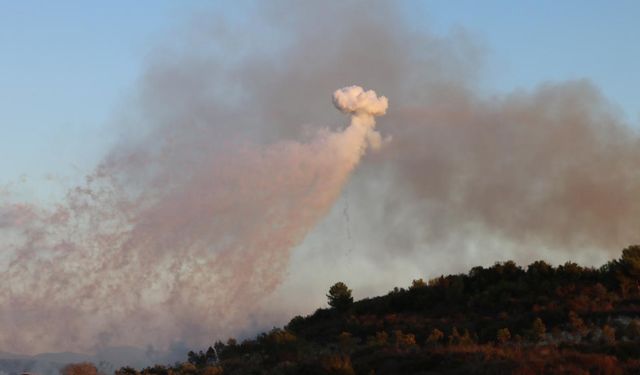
[94,246,640,374]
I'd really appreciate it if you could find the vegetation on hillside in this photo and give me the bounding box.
[84,245,640,374]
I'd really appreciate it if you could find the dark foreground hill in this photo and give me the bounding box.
[85,246,640,374]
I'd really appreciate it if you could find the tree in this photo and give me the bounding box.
[61,363,99,375]
[602,324,616,345]
[177,362,197,375]
[368,331,389,347]
[394,330,417,349]
[621,245,640,278]
[531,317,546,342]
[339,331,355,352]
[448,327,462,345]
[187,350,206,366]
[426,328,444,346]
[201,367,224,375]
[558,262,584,281]
[627,320,640,340]
[410,278,427,290]
[568,311,587,337]
[140,365,169,375]
[205,346,218,364]
[616,245,640,296]
[459,329,475,346]
[115,367,139,375]
[527,260,553,276]
[322,354,355,375]
[327,282,353,312]
[497,328,511,344]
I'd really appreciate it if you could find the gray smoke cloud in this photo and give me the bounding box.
[1,0,639,356]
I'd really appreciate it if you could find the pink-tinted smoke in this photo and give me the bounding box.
[0,86,387,354]
[2,0,640,357]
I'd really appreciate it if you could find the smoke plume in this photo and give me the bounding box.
[333,85,389,151]
[1,0,640,356]
[0,85,387,354]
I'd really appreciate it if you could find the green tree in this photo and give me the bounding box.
[205,346,217,364]
[558,261,584,281]
[527,260,553,276]
[187,350,207,366]
[621,245,640,277]
[327,282,353,312]
[617,245,640,296]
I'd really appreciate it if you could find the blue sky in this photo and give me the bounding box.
[416,1,639,119]
[1,1,638,190]
[0,1,188,189]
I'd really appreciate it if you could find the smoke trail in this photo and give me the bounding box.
[0,86,387,354]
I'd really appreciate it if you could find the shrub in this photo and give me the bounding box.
[322,354,355,375]
[497,328,511,344]
[61,363,98,375]
[602,324,616,345]
[426,328,444,345]
[531,318,546,342]
[394,330,417,349]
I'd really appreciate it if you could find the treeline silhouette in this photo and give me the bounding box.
[78,245,640,374]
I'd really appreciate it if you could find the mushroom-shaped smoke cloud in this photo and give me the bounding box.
[333,85,389,118]
[333,85,389,151]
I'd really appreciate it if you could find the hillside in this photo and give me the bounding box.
[101,246,640,374]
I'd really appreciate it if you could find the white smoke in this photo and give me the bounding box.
[333,86,389,151]
[333,86,389,117]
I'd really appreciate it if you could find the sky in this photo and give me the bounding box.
[419,1,639,120]
[1,1,639,188]
[1,0,640,358]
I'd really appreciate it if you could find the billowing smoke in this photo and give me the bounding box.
[333,86,389,151]
[0,85,387,354]
[1,0,640,357]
